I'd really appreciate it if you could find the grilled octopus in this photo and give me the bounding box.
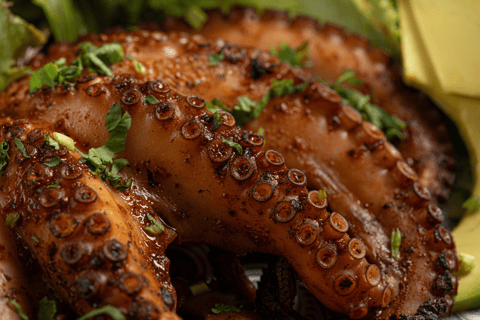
[162,6,455,202]
[0,121,179,319]
[0,27,457,320]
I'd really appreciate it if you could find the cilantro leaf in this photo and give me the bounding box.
[0,140,10,176]
[317,190,327,201]
[144,214,164,235]
[45,136,60,150]
[8,300,29,320]
[5,212,20,229]
[38,296,56,320]
[126,54,146,74]
[463,195,480,213]
[144,94,159,105]
[222,139,243,155]
[77,305,125,320]
[44,157,62,167]
[209,51,225,66]
[206,98,227,114]
[29,58,81,93]
[14,138,29,158]
[52,132,75,151]
[211,303,243,314]
[391,229,402,260]
[270,41,310,68]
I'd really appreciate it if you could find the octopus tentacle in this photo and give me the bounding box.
[0,121,179,319]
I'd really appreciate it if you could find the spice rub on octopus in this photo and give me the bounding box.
[0,29,458,319]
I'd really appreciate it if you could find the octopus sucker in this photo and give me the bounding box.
[0,25,458,319]
[0,121,180,319]
[161,6,455,202]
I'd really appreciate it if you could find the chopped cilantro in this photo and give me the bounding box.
[270,41,310,68]
[211,111,222,131]
[14,138,29,158]
[144,214,164,235]
[391,229,402,260]
[5,212,20,229]
[38,296,56,320]
[462,195,480,213]
[144,94,159,105]
[211,303,243,314]
[125,54,146,74]
[209,51,225,66]
[32,235,40,244]
[29,42,124,93]
[0,141,10,176]
[222,140,243,155]
[8,300,29,320]
[257,127,264,137]
[45,136,60,150]
[44,157,62,167]
[52,132,75,151]
[330,70,406,141]
[317,190,327,201]
[206,97,227,114]
[185,5,208,30]
[77,305,125,320]
[78,103,132,190]
[47,181,59,189]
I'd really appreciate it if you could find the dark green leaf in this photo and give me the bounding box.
[269,41,310,68]
[0,140,10,176]
[5,212,20,229]
[144,94,159,105]
[222,139,243,155]
[209,51,225,66]
[205,98,227,113]
[211,303,243,314]
[77,305,125,320]
[38,296,56,320]
[463,195,480,213]
[391,229,401,260]
[8,300,29,320]
[14,138,29,158]
[44,156,62,167]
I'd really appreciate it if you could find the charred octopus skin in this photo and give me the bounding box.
[162,6,455,202]
[0,121,179,320]
[0,55,458,320]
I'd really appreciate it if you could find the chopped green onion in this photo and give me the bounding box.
[463,195,480,213]
[144,214,165,235]
[14,138,29,158]
[77,305,125,320]
[391,229,402,259]
[44,157,62,167]
[222,140,243,155]
[144,94,159,105]
[32,235,41,244]
[0,141,10,176]
[211,303,243,314]
[38,296,56,320]
[8,300,29,320]
[126,54,146,74]
[211,111,222,131]
[5,212,20,229]
[52,132,75,151]
[47,181,59,189]
[209,51,225,66]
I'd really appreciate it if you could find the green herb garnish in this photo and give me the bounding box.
[391,228,402,260]
[0,141,10,176]
[77,305,125,320]
[45,136,60,150]
[8,299,29,320]
[47,181,59,189]
[144,214,164,235]
[32,235,40,244]
[457,253,475,275]
[38,296,56,320]
[126,54,146,74]
[211,303,243,314]
[317,190,327,201]
[270,41,310,68]
[209,51,225,66]
[14,138,29,158]
[185,5,208,30]
[212,111,222,131]
[52,132,75,151]
[77,103,132,190]
[206,97,227,114]
[222,140,243,155]
[462,195,480,213]
[5,212,20,229]
[144,94,159,105]
[330,70,407,141]
[29,41,124,93]
[44,157,62,167]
